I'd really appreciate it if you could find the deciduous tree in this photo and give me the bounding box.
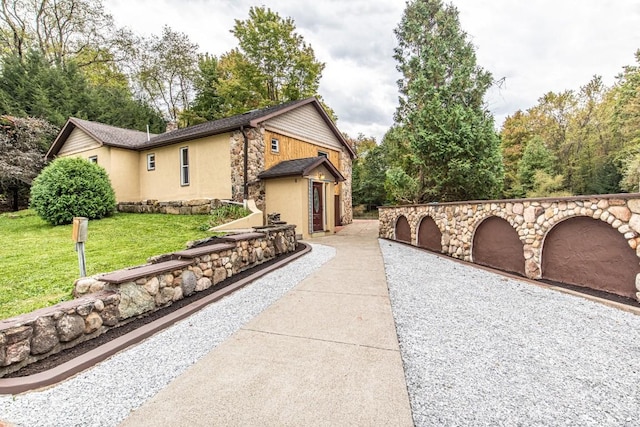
[517,136,556,195]
[350,134,388,211]
[0,0,130,67]
[213,6,325,115]
[131,26,199,124]
[0,115,57,210]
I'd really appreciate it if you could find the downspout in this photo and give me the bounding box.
[240,126,249,208]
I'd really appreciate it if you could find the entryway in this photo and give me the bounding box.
[312,181,324,232]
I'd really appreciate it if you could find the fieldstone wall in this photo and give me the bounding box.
[118,199,222,215]
[379,194,640,300]
[340,149,353,224]
[0,292,119,377]
[74,226,297,305]
[230,128,266,210]
[0,225,297,377]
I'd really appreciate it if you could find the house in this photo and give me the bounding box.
[45,97,355,238]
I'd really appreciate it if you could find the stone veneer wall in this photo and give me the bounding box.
[118,198,222,215]
[339,149,353,224]
[0,225,297,377]
[379,194,640,300]
[230,128,266,210]
[0,292,120,377]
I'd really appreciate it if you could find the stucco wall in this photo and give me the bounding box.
[61,146,138,203]
[264,175,336,238]
[379,194,640,301]
[264,177,307,236]
[110,148,140,202]
[140,134,232,202]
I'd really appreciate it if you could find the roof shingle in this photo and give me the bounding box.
[142,98,313,148]
[70,118,154,148]
[47,97,355,159]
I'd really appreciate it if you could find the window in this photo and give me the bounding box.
[271,138,280,153]
[147,153,156,171]
[318,151,328,158]
[180,147,189,186]
[88,155,98,164]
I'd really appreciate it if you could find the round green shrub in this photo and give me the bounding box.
[30,157,116,225]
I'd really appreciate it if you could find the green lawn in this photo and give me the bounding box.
[0,211,214,320]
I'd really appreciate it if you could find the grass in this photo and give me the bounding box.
[200,204,252,230]
[353,210,379,219]
[0,210,216,320]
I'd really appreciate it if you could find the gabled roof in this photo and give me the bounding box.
[258,157,345,182]
[46,97,355,159]
[143,97,355,157]
[46,118,155,159]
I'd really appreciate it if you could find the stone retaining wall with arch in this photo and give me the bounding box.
[379,194,640,301]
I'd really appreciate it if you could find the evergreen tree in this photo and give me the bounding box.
[0,51,164,132]
[392,0,503,202]
[186,54,224,123]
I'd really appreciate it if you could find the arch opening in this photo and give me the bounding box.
[395,215,411,243]
[542,216,640,299]
[472,216,525,276]
[417,216,442,252]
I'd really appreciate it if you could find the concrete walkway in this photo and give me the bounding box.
[120,220,413,426]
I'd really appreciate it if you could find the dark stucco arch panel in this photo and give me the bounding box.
[395,216,411,243]
[417,216,442,252]
[542,217,640,299]
[473,216,526,276]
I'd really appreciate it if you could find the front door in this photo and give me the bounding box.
[312,182,324,232]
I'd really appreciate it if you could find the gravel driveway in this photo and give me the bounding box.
[381,240,640,426]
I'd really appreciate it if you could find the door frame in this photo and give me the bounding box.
[312,181,324,232]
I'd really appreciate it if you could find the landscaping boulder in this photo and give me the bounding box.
[56,314,85,342]
[31,317,58,355]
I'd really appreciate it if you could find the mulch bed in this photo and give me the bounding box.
[5,244,306,378]
[537,278,640,309]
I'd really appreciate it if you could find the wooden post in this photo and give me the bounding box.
[72,217,88,277]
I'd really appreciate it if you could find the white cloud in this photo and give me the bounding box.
[108,0,640,141]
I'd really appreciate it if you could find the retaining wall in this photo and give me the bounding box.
[117,198,221,215]
[0,225,297,377]
[379,194,640,301]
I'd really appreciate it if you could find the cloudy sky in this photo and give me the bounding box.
[108,0,640,142]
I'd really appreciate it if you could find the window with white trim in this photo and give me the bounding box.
[147,153,156,171]
[271,138,280,153]
[88,155,98,164]
[180,147,189,186]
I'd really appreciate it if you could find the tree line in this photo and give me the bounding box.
[2,0,638,213]
[352,0,640,211]
[0,1,325,210]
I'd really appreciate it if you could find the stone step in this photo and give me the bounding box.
[173,243,236,259]
[220,232,266,242]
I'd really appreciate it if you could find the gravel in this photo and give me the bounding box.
[0,244,335,427]
[380,240,640,427]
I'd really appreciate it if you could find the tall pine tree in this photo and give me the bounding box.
[392,0,503,202]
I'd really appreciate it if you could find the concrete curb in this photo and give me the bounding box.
[0,243,311,395]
